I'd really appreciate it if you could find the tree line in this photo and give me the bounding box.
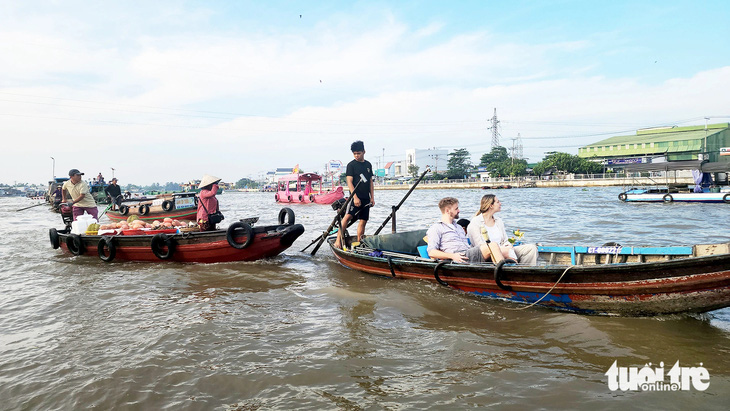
[407,147,603,179]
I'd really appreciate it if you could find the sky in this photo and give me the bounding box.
[2,0,729,186]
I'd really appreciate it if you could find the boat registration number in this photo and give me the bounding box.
[175,197,196,209]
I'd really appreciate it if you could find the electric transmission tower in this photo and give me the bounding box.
[487,108,500,148]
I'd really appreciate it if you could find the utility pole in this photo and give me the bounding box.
[704,117,710,161]
[487,108,500,148]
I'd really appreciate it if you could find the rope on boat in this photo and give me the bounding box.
[509,265,574,311]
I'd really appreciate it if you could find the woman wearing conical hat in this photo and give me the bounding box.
[197,174,222,231]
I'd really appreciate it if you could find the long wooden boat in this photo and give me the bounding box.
[619,187,730,203]
[106,192,198,222]
[327,230,730,316]
[618,160,730,203]
[275,172,345,204]
[50,208,304,263]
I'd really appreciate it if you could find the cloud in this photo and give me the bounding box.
[1,3,728,185]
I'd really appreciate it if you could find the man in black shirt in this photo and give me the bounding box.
[334,140,375,249]
[104,178,123,210]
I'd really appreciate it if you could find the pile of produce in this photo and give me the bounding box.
[98,216,197,233]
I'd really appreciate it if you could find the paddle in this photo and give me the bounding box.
[303,174,367,255]
[97,203,114,221]
[372,167,431,235]
[16,202,46,212]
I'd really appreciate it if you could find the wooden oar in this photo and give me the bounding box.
[372,167,430,235]
[16,202,47,212]
[304,174,367,255]
[97,203,114,221]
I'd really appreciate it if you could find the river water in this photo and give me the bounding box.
[2,187,729,410]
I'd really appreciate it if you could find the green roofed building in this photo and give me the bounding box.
[578,123,730,166]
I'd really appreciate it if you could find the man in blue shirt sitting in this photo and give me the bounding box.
[426,197,496,263]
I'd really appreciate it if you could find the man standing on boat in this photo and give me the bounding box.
[426,197,494,263]
[334,140,374,249]
[61,169,99,221]
[104,177,122,210]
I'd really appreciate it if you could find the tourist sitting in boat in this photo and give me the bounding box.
[197,174,222,231]
[426,197,494,263]
[466,194,538,265]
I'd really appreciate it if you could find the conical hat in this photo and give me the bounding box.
[198,174,221,189]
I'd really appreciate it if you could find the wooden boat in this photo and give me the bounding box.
[618,160,730,203]
[327,230,730,316]
[106,192,198,222]
[275,172,344,204]
[619,187,730,203]
[49,208,304,263]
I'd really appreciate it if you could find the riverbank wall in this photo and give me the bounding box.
[374,176,695,190]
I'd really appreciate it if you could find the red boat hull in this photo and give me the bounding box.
[52,223,304,263]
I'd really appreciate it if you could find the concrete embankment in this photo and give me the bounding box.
[374,177,694,190]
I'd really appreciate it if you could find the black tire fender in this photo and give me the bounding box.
[275,193,279,202]
[150,233,176,260]
[309,194,315,202]
[49,228,60,249]
[724,193,730,203]
[287,195,292,202]
[139,204,150,215]
[97,237,116,262]
[66,234,85,256]
[494,259,517,290]
[298,194,304,202]
[663,194,673,203]
[118,204,129,215]
[278,207,295,225]
[162,200,173,211]
[434,260,450,286]
[226,222,254,249]
[618,193,627,201]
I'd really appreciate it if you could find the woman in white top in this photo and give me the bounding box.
[466,194,538,265]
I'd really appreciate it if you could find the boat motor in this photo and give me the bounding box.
[60,204,74,230]
[331,198,346,211]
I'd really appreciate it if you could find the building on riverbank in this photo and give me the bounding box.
[577,123,730,165]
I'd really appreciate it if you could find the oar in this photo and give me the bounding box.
[372,167,431,235]
[97,203,114,221]
[16,202,47,212]
[303,174,367,255]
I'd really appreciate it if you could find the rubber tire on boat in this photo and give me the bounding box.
[139,204,150,215]
[162,200,173,211]
[66,234,85,256]
[287,195,292,202]
[494,259,517,291]
[150,233,176,260]
[618,193,627,201]
[298,194,304,202]
[594,242,627,265]
[663,194,673,203]
[49,228,60,249]
[97,237,116,262]
[278,207,295,225]
[118,204,129,215]
[309,194,315,203]
[226,222,254,249]
[275,193,279,202]
[724,193,730,203]
[434,260,450,286]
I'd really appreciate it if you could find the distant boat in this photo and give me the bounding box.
[275,172,345,204]
[618,160,730,203]
[106,192,199,222]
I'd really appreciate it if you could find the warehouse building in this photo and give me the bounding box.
[577,123,730,165]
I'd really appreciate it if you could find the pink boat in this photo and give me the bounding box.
[274,173,345,204]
